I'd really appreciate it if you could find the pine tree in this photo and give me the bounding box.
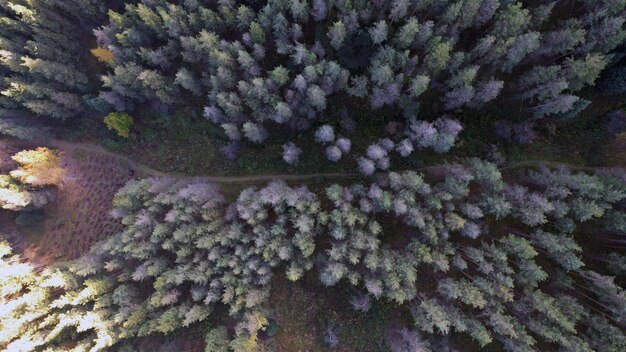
[0,0,106,123]
[282,142,302,165]
[95,0,625,150]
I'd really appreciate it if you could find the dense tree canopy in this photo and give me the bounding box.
[95,0,625,150]
[0,0,106,125]
[3,161,625,351]
[0,1,625,352]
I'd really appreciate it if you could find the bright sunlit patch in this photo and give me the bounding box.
[91,47,114,63]
[0,188,31,210]
[11,147,64,186]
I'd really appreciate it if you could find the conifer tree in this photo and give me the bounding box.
[0,0,107,127]
[95,0,626,148]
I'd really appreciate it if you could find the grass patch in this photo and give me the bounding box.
[105,107,359,176]
[269,275,401,352]
[105,99,624,178]
[60,83,626,179]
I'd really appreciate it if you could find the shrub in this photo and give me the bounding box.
[104,112,134,138]
[598,65,626,96]
[15,211,44,227]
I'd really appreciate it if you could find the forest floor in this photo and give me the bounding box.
[49,139,360,182]
[16,142,136,260]
[50,138,626,182]
[76,90,626,179]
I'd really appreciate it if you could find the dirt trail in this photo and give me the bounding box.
[500,159,620,172]
[49,139,624,183]
[49,139,360,182]
[50,139,170,177]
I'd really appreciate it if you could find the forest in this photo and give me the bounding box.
[1,0,626,351]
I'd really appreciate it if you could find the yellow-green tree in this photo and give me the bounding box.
[11,147,64,186]
[104,112,134,138]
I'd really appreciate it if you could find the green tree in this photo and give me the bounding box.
[104,112,134,138]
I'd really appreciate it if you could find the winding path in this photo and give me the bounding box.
[49,139,624,183]
[499,159,622,173]
[49,139,361,182]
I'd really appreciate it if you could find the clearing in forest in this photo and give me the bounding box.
[32,146,138,259]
